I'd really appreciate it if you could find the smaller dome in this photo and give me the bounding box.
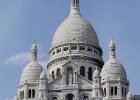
[20,61,43,84]
[20,42,43,84]
[93,67,100,78]
[101,40,127,82]
[127,91,133,99]
[40,70,47,79]
[101,59,127,81]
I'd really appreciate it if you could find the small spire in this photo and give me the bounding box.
[109,38,116,59]
[70,0,80,15]
[93,66,100,78]
[127,91,133,99]
[31,40,38,61]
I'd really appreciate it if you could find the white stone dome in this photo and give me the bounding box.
[52,1,99,47]
[101,59,127,81]
[20,61,43,84]
[101,40,127,82]
[20,43,43,84]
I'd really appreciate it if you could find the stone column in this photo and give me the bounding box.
[106,81,110,98]
[73,72,78,84]
[24,84,28,99]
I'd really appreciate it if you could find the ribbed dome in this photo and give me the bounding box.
[20,43,43,84]
[101,40,127,81]
[101,59,127,81]
[20,61,43,84]
[52,0,99,47]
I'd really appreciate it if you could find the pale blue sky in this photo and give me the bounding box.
[0,0,140,99]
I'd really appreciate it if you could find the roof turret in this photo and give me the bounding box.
[127,91,133,99]
[40,69,47,79]
[93,67,100,78]
[101,39,127,82]
[20,42,43,84]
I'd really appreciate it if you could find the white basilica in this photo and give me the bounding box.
[14,0,134,100]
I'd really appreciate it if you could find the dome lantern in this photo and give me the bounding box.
[109,39,116,60]
[70,0,80,15]
[31,40,38,62]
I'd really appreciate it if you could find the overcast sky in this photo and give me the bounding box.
[0,0,140,99]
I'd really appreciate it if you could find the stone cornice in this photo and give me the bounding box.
[47,55,104,68]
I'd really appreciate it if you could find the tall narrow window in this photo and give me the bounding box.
[125,88,127,96]
[122,87,124,96]
[56,68,61,77]
[115,86,117,95]
[87,47,92,52]
[52,71,55,80]
[80,66,85,77]
[28,89,31,98]
[96,92,98,97]
[32,89,35,98]
[88,67,92,81]
[71,46,77,50]
[104,88,106,96]
[63,47,68,51]
[79,46,85,50]
[42,94,43,98]
[111,86,113,96]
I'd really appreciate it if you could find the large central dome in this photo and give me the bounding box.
[52,0,99,47]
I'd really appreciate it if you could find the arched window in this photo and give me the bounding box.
[115,86,117,95]
[96,92,98,97]
[28,89,31,98]
[32,89,35,98]
[80,66,85,77]
[42,94,43,98]
[66,94,74,100]
[122,87,124,96]
[104,88,106,96]
[111,86,113,96]
[52,97,58,100]
[83,96,89,100]
[63,47,68,51]
[71,45,77,50]
[56,68,61,77]
[125,88,127,96]
[88,67,92,81]
[79,46,85,50]
[66,67,73,85]
[87,47,92,52]
[56,48,61,53]
[52,71,55,80]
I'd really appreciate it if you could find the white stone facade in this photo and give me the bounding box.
[14,0,133,100]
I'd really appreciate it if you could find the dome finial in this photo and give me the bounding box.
[31,40,38,61]
[70,0,80,15]
[109,38,116,59]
